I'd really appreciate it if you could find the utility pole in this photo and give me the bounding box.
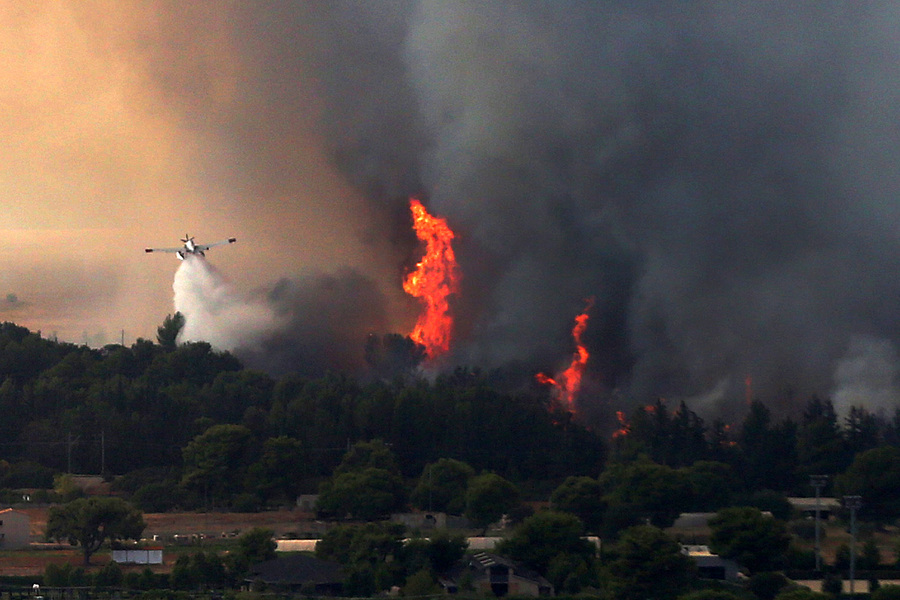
[810,475,828,572]
[100,430,105,475]
[66,433,81,474]
[844,495,863,595]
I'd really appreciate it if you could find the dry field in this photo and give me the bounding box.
[0,508,323,577]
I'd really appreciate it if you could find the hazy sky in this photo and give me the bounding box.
[0,3,399,345]
[5,2,900,417]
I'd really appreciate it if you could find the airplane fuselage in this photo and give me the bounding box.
[145,235,236,260]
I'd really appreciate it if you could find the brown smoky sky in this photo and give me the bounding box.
[4,2,900,420]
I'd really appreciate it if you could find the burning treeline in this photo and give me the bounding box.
[172,196,602,420]
[402,199,596,414]
[536,299,595,413]
[403,199,460,361]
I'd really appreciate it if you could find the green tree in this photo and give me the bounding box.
[747,572,790,600]
[401,568,440,596]
[822,573,843,596]
[248,436,307,504]
[156,312,185,351]
[170,555,196,590]
[550,476,605,533]
[229,527,277,578]
[873,584,900,600]
[680,461,740,512]
[181,424,255,507]
[605,525,695,600]
[599,456,690,535]
[709,506,790,572]
[317,467,406,520]
[335,439,399,475]
[835,446,900,521]
[498,510,595,574]
[192,551,227,589]
[845,405,880,456]
[796,396,847,479]
[499,510,596,591]
[93,561,123,588]
[739,400,798,490]
[677,591,744,600]
[316,522,406,592]
[45,497,145,565]
[410,458,475,514]
[422,530,468,573]
[772,589,832,600]
[834,543,851,570]
[861,537,882,569]
[733,489,792,521]
[464,472,519,533]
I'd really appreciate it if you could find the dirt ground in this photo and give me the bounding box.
[0,508,323,577]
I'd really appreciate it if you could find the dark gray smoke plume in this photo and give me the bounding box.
[167,2,900,417]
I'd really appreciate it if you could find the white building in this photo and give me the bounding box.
[0,508,30,550]
[111,548,164,565]
[682,545,742,581]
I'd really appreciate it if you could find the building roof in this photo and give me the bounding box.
[670,512,717,530]
[788,497,841,511]
[246,554,344,586]
[445,552,552,589]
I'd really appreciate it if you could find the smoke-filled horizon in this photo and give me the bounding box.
[4,2,900,420]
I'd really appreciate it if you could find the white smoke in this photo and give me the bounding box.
[173,255,279,352]
[831,335,900,417]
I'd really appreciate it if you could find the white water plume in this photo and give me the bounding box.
[173,255,279,352]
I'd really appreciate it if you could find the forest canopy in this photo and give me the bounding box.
[0,320,897,516]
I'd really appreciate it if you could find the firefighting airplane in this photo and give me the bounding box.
[145,235,236,260]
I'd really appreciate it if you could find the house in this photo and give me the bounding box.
[788,497,840,520]
[441,552,553,597]
[276,539,319,552]
[667,512,717,543]
[0,508,30,549]
[682,545,741,581]
[668,511,774,545]
[246,554,344,595]
[111,547,164,565]
[466,537,503,551]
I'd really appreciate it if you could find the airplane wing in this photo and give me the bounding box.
[195,237,237,252]
[145,247,183,253]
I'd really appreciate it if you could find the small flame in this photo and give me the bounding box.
[612,410,630,439]
[536,298,594,412]
[403,198,460,360]
[535,372,557,386]
[721,423,738,447]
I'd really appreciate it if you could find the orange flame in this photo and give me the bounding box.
[535,373,557,386]
[721,423,738,447]
[403,198,460,359]
[612,410,630,439]
[536,298,594,411]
